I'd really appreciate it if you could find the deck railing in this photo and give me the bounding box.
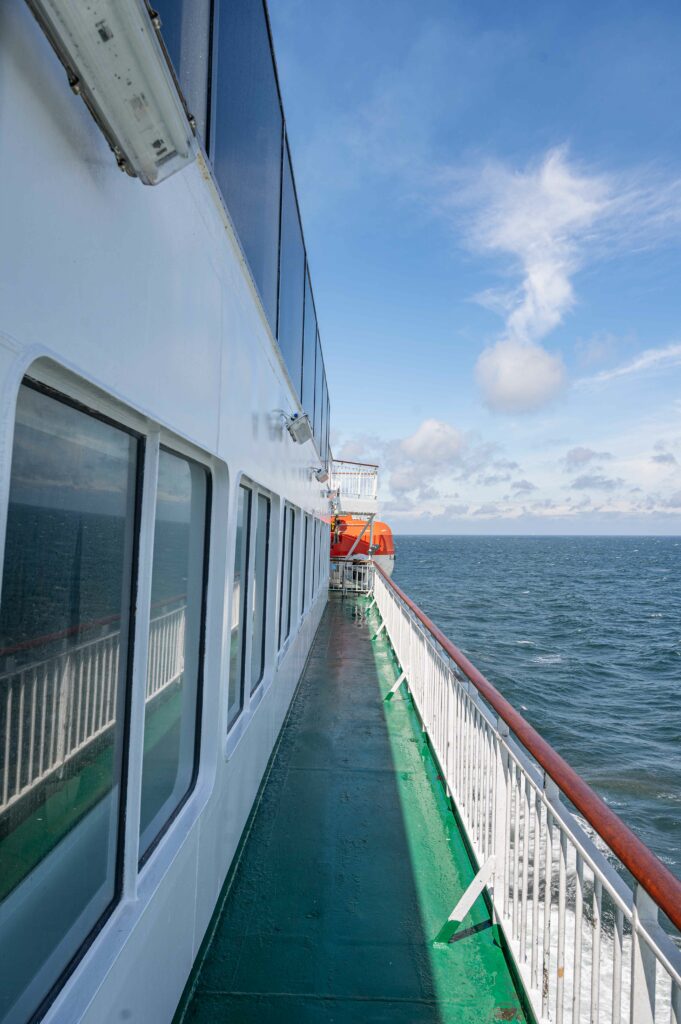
[329,459,378,504]
[0,604,186,814]
[371,565,681,1024]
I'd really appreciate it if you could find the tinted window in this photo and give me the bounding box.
[250,493,270,693]
[286,508,297,640]
[139,450,208,862]
[300,515,309,615]
[278,505,289,650]
[320,374,328,463]
[213,0,283,330]
[314,336,324,444]
[301,271,317,424]
[154,0,212,142]
[228,485,251,729]
[277,141,305,399]
[0,383,139,1023]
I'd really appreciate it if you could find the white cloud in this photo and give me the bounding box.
[444,147,681,413]
[578,342,681,387]
[451,147,612,412]
[399,418,463,462]
[476,338,566,413]
[562,446,614,471]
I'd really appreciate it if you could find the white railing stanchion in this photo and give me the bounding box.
[630,885,658,1024]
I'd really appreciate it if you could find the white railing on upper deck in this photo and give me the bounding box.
[371,566,681,1024]
[329,558,374,594]
[330,459,378,508]
[0,604,186,814]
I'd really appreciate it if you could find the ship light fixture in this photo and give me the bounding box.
[313,467,329,484]
[26,0,198,185]
[284,412,313,445]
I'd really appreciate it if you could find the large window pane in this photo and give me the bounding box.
[300,515,309,616]
[213,0,283,330]
[154,0,212,142]
[285,509,297,640]
[320,374,328,463]
[250,494,270,693]
[277,140,305,400]
[228,485,251,729]
[0,383,138,1024]
[301,271,317,424]
[139,450,208,862]
[278,505,290,650]
[314,335,324,444]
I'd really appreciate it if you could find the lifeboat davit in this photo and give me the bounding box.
[330,515,395,576]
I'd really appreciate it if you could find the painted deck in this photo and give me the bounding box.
[176,595,531,1024]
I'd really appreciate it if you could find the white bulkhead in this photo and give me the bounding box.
[0,3,330,1021]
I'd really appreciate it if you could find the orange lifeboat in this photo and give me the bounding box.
[330,515,395,576]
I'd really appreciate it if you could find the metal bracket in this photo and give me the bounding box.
[371,621,386,641]
[435,855,496,942]
[384,671,406,701]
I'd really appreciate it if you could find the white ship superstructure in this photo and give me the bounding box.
[1,4,680,1024]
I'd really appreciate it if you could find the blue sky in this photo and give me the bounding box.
[269,0,681,533]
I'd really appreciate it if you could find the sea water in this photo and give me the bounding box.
[393,535,681,880]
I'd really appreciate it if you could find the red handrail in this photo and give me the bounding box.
[374,563,681,933]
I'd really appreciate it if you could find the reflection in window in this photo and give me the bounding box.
[139,450,208,862]
[302,271,317,426]
[286,508,297,641]
[228,485,251,729]
[0,382,139,1024]
[301,515,309,616]
[277,141,305,400]
[153,0,212,142]
[250,494,270,693]
[278,505,290,650]
[213,0,283,330]
[314,335,324,444]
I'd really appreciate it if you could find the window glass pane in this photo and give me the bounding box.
[325,394,331,463]
[301,271,317,423]
[228,485,251,729]
[277,141,305,400]
[213,0,283,330]
[314,335,324,444]
[154,0,212,142]
[286,509,297,640]
[0,383,138,1023]
[250,494,270,693]
[139,450,208,861]
[320,374,328,463]
[278,505,289,650]
[300,515,309,616]
[311,518,317,596]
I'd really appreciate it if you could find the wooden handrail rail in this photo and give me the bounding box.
[374,562,681,933]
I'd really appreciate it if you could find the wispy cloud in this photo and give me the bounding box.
[562,446,614,472]
[578,343,681,387]
[442,148,681,413]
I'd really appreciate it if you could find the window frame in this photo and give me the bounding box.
[249,490,271,696]
[1,377,145,1023]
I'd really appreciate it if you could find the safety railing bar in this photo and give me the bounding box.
[373,562,681,934]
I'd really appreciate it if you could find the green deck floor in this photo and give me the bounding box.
[176,596,531,1024]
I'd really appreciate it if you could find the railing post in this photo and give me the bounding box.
[630,884,657,1024]
[55,654,74,771]
[493,717,510,918]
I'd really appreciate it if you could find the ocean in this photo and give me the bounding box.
[392,535,681,880]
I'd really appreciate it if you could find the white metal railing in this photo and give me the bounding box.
[330,459,378,504]
[0,604,186,814]
[371,569,681,1024]
[329,558,374,594]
